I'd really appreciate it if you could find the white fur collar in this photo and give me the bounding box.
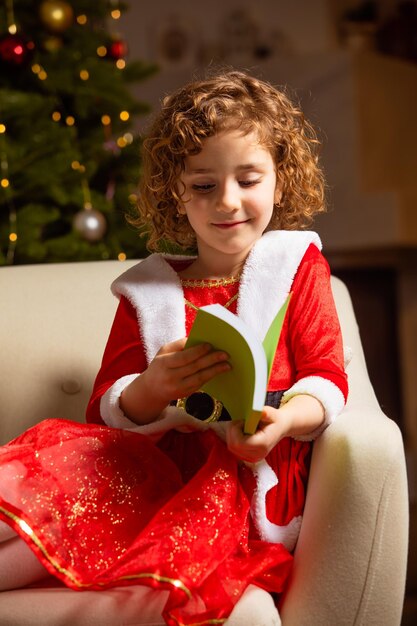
[112,230,321,364]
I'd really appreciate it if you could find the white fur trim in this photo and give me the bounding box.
[111,254,191,364]
[111,231,322,362]
[100,374,141,429]
[237,230,322,342]
[250,459,302,551]
[281,375,346,441]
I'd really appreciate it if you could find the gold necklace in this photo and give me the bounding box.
[180,274,241,288]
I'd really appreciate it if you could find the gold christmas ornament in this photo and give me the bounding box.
[39,1,74,34]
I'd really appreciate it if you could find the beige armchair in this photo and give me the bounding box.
[0,260,409,626]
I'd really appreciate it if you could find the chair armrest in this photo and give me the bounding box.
[280,405,409,626]
[280,275,408,625]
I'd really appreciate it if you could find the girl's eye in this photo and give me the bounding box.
[239,179,260,187]
[192,183,215,193]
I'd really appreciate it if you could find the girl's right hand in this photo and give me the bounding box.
[120,338,230,425]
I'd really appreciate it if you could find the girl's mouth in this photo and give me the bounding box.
[212,220,250,229]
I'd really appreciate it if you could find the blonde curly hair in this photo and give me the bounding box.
[133,70,326,252]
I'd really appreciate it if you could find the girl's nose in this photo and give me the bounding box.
[216,182,240,212]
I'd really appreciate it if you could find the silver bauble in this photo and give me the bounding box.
[73,208,107,242]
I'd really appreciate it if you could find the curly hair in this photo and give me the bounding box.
[132,70,326,252]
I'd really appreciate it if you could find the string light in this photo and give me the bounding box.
[116,133,133,148]
[52,111,61,122]
[116,59,125,70]
[97,45,107,57]
[65,116,75,126]
[118,252,126,261]
[32,64,49,80]
[101,115,111,126]
[76,14,87,25]
[0,117,17,264]
[81,178,93,211]
[111,9,121,20]
[79,69,89,80]
[6,0,16,34]
[119,110,129,122]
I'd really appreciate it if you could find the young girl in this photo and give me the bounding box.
[0,70,348,625]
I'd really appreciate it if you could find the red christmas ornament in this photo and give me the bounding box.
[107,38,128,60]
[0,33,34,66]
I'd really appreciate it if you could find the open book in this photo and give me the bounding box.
[185,295,291,434]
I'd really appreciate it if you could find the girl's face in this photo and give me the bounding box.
[179,130,281,271]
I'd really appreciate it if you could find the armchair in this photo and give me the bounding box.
[0,260,409,625]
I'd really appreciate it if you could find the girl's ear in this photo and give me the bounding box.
[177,203,187,215]
[274,186,283,206]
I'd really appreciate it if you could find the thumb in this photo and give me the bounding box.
[157,337,187,355]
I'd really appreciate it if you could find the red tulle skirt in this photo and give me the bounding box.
[0,419,308,625]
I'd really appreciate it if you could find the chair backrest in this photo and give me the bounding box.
[0,260,137,443]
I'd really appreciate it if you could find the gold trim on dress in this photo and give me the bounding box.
[114,572,192,598]
[0,504,192,598]
[180,274,240,288]
[171,617,226,626]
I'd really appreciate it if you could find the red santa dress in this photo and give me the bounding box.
[0,231,348,626]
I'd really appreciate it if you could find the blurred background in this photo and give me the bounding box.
[1,0,416,621]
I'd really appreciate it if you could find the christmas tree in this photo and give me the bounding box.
[0,0,157,265]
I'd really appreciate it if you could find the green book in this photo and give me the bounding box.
[185,295,291,434]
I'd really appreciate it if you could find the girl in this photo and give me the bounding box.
[0,70,348,625]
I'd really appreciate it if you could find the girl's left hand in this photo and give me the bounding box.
[225,405,288,463]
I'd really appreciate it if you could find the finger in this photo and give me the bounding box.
[225,423,269,462]
[159,341,214,367]
[177,349,230,380]
[259,406,276,423]
[180,360,231,396]
[153,348,230,398]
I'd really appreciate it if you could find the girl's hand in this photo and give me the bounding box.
[144,338,230,401]
[120,338,230,425]
[225,406,287,463]
[225,395,325,463]
[125,405,213,444]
